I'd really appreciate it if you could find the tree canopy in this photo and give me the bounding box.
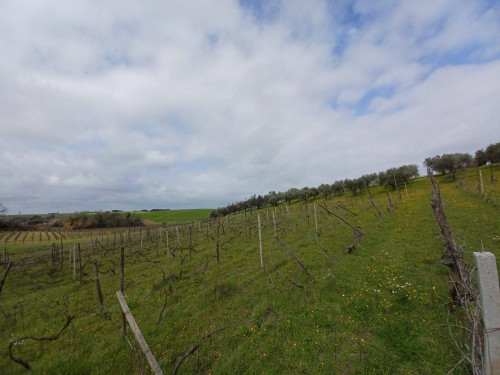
[378,165,419,190]
[485,142,500,164]
[424,153,473,179]
[210,163,419,217]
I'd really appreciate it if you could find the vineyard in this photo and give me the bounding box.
[0,166,499,374]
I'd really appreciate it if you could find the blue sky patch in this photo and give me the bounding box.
[239,0,281,23]
[356,86,395,116]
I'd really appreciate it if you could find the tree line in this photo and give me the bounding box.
[0,211,144,230]
[211,140,499,218]
[1,141,498,225]
[210,164,419,218]
[424,141,500,179]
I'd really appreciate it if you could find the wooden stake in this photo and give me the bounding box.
[188,226,192,250]
[258,214,264,269]
[120,247,126,337]
[272,210,277,237]
[116,291,163,375]
[393,174,402,202]
[479,170,485,197]
[92,261,104,312]
[245,211,250,239]
[60,237,64,269]
[78,243,82,284]
[313,203,319,236]
[216,217,221,264]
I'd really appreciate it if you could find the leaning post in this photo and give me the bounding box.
[116,291,163,375]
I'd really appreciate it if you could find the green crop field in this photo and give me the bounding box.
[0,166,499,374]
[132,209,214,224]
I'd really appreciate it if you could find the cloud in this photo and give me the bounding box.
[0,0,499,213]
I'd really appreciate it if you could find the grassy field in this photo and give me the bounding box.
[0,166,499,374]
[131,209,214,224]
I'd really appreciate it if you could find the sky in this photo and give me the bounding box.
[1,0,499,214]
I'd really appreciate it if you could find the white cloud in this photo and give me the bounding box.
[0,0,499,213]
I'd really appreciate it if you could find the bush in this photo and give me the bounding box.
[65,211,144,229]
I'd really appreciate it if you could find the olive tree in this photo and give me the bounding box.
[424,153,472,180]
[379,165,419,189]
[485,142,500,163]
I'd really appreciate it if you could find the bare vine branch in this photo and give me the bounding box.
[173,325,231,375]
[275,236,313,276]
[0,262,13,297]
[9,314,75,370]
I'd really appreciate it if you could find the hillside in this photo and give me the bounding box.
[132,209,214,224]
[0,167,499,374]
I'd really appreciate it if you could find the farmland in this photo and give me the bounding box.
[0,166,499,374]
[132,209,213,224]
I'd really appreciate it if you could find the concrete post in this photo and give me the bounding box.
[474,252,500,375]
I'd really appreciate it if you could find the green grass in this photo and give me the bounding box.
[0,167,499,374]
[131,208,214,224]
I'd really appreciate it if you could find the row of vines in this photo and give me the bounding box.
[2,177,485,374]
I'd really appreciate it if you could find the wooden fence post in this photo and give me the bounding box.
[119,247,126,337]
[92,260,104,312]
[474,252,500,375]
[272,210,277,238]
[313,203,319,236]
[479,170,485,197]
[258,214,264,269]
[60,237,64,269]
[78,243,82,283]
[116,291,163,375]
[216,217,221,264]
